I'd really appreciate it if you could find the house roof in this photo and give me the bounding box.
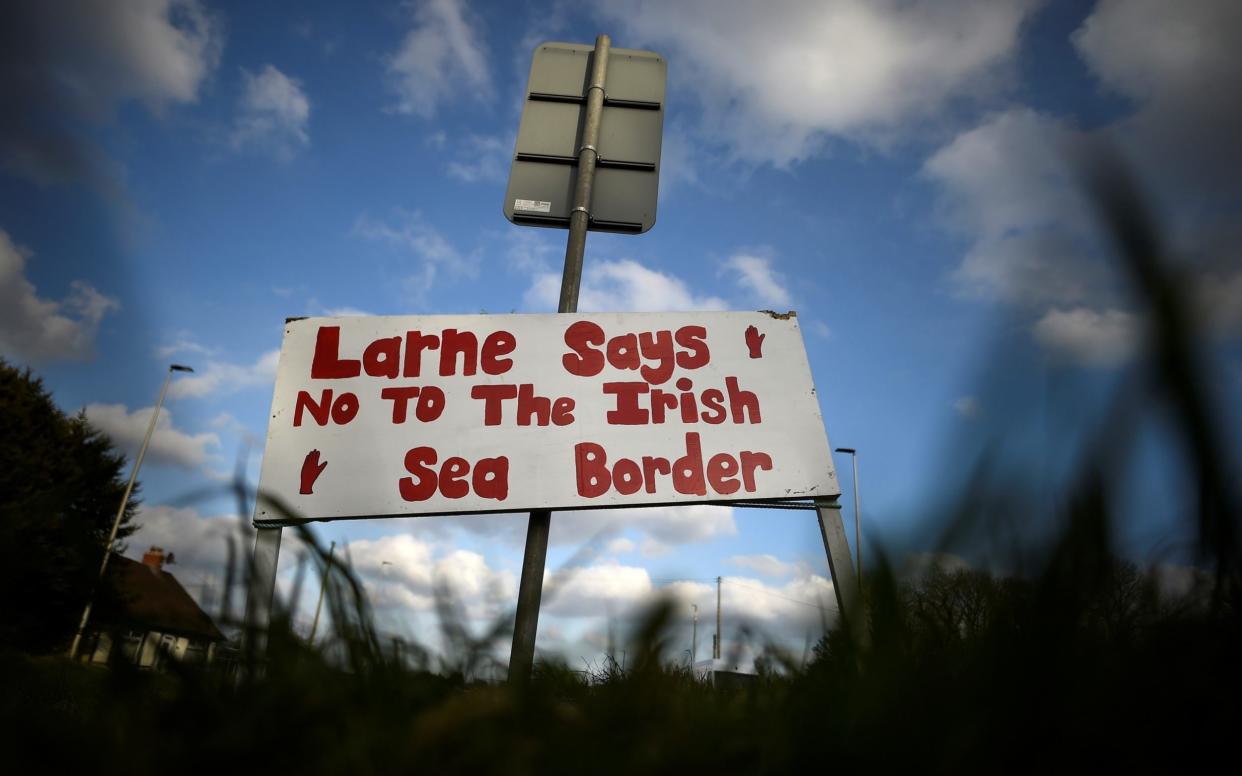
[95,554,225,642]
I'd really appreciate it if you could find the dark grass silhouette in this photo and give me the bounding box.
[3,151,1239,773]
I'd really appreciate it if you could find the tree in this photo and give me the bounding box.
[0,358,138,653]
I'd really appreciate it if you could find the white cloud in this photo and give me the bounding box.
[718,574,836,626]
[926,109,1082,239]
[657,126,703,192]
[445,133,511,183]
[546,567,837,667]
[952,229,1099,308]
[84,402,220,468]
[596,0,1040,165]
[434,549,514,601]
[0,230,119,363]
[1071,1,1242,355]
[536,556,841,658]
[1074,1,1241,112]
[809,320,832,339]
[724,253,793,308]
[549,504,738,548]
[354,210,478,295]
[1,0,222,186]
[504,230,559,276]
[240,517,834,664]
[1032,307,1139,368]
[156,333,216,359]
[344,534,515,620]
[320,306,373,317]
[434,503,737,555]
[167,349,280,399]
[425,131,448,151]
[208,411,247,434]
[230,65,311,159]
[349,535,435,585]
[953,395,981,418]
[126,505,241,574]
[924,109,1102,307]
[1075,0,1242,206]
[605,537,636,555]
[729,554,797,578]
[925,5,1242,367]
[303,297,376,319]
[387,0,492,118]
[639,538,674,558]
[524,258,728,312]
[544,561,654,618]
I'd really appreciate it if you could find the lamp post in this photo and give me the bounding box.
[835,447,862,585]
[68,363,194,659]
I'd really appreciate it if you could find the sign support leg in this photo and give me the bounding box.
[509,507,551,679]
[244,523,283,653]
[509,33,611,684]
[814,497,862,631]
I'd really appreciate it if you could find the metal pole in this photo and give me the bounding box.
[68,364,192,659]
[852,453,862,584]
[714,575,722,660]
[691,604,698,666]
[814,496,861,630]
[244,516,282,648]
[509,33,611,684]
[308,540,335,643]
[556,33,610,313]
[835,447,861,585]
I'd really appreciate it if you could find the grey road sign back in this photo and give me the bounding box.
[504,42,666,234]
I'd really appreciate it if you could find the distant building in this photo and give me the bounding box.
[693,658,757,689]
[81,547,225,669]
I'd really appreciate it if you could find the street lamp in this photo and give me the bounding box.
[835,447,862,585]
[68,363,194,659]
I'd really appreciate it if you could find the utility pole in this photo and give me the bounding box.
[308,540,335,643]
[68,363,194,659]
[509,34,612,684]
[714,575,722,660]
[691,604,698,666]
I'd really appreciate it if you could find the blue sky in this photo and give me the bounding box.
[3,0,1240,668]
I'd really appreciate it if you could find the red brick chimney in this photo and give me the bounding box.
[142,547,166,571]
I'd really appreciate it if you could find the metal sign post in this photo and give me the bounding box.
[244,510,281,649]
[509,34,612,684]
[815,498,861,626]
[504,40,666,233]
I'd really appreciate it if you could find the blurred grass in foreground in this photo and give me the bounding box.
[2,152,1239,773]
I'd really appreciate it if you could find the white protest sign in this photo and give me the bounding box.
[254,311,838,524]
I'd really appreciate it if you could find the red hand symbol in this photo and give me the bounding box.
[300,449,327,494]
[745,325,765,358]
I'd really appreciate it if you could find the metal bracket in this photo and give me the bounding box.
[586,84,606,100]
[571,206,591,217]
[578,143,598,157]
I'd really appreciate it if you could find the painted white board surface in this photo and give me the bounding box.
[254,311,838,524]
